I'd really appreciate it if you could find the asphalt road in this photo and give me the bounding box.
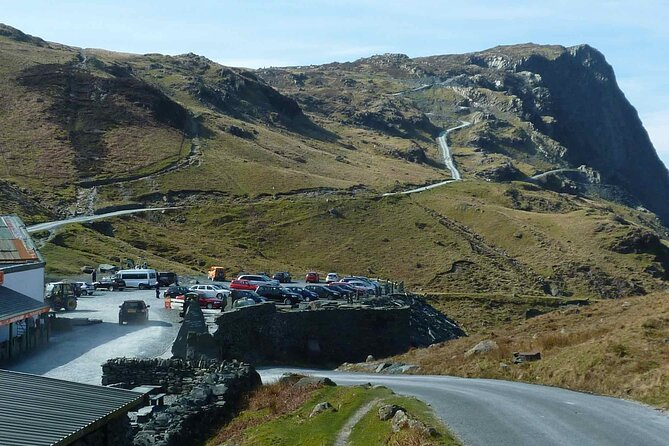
[259,368,669,446]
[26,207,180,233]
[383,121,470,197]
[436,120,470,181]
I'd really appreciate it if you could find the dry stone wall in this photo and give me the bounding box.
[101,358,261,446]
[212,302,411,365]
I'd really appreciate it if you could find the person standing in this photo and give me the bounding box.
[155,284,161,299]
[91,269,97,283]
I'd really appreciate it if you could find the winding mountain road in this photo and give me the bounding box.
[259,368,669,446]
[531,168,582,180]
[26,207,181,233]
[383,120,471,196]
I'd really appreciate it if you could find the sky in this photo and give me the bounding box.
[3,0,668,167]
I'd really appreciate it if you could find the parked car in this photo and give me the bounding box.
[231,290,268,309]
[163,285,190,299]
[196,295,224,309]
[237,274,279,286]
[189,284,230,298]
[229,279,258,291]
[94,277,126,291]
[285,286,319,301]
[157,272,178,287]
[325,272,339,283]
[343,276,381,294]
[305,271,320,283]
[118,300,149,325]
[272,272,292,283]
[255,285,301,305]
[340,279,375,295]
[80,265,95,274]
[327,283,358,298]
[74,282,95,296]
[305,285,342,300]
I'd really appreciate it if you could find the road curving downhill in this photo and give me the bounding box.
[259,367,669,446]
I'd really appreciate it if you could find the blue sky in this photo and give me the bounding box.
[3,0,668,167]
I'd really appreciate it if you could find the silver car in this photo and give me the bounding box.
[75,282,95,296]
[189,284,231,298]
[236,274,279,287]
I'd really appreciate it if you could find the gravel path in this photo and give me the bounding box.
[334,398,382,446]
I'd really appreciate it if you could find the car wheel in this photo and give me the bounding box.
[80,290,88,296]
[139,284,147,290]
[216,293,223,298]
[283,298,292,305]
[207,303,213,309]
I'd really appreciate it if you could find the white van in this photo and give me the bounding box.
[113,269,157,289]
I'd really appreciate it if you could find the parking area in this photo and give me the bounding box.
[6,288,207,384]
[6,272,393,385]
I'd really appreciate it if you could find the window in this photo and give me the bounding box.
[121,273,148,280]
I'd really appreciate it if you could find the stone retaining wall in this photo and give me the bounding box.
[101,358,261,446]
[212,303,411,365]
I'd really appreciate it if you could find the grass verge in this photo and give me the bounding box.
[208,378,459,446]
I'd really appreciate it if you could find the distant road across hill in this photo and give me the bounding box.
[27,207,180,233]
[383,121,470,197]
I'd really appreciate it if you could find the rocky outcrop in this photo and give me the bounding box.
[514,45,669,222]
[359,294,466,346]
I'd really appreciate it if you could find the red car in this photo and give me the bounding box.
[197,295,224,309]
[229,279,258,291]
[305,272,320,283]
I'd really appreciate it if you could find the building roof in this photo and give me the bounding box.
[0,286,49,326]
[0,370,146,446]
[0,215,43,268]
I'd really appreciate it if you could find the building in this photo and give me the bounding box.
[0,369,146,445]
[0,215,49,361]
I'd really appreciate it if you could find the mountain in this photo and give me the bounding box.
[1,24,668,299]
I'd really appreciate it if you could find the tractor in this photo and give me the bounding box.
[44,282,78,311]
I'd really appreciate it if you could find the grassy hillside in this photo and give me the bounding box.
[1,25,668,302]
[39,181,669,300]
[394,292,669,409]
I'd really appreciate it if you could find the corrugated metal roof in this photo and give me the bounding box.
[0,370,145,446]
[0,286,49,325]
[0,215,41,265]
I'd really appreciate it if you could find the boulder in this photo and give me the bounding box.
[378,404,404,421]
[465,340,498,357]
[310,401,336,417]
[512,351,542,363]
[293,376,337,389]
